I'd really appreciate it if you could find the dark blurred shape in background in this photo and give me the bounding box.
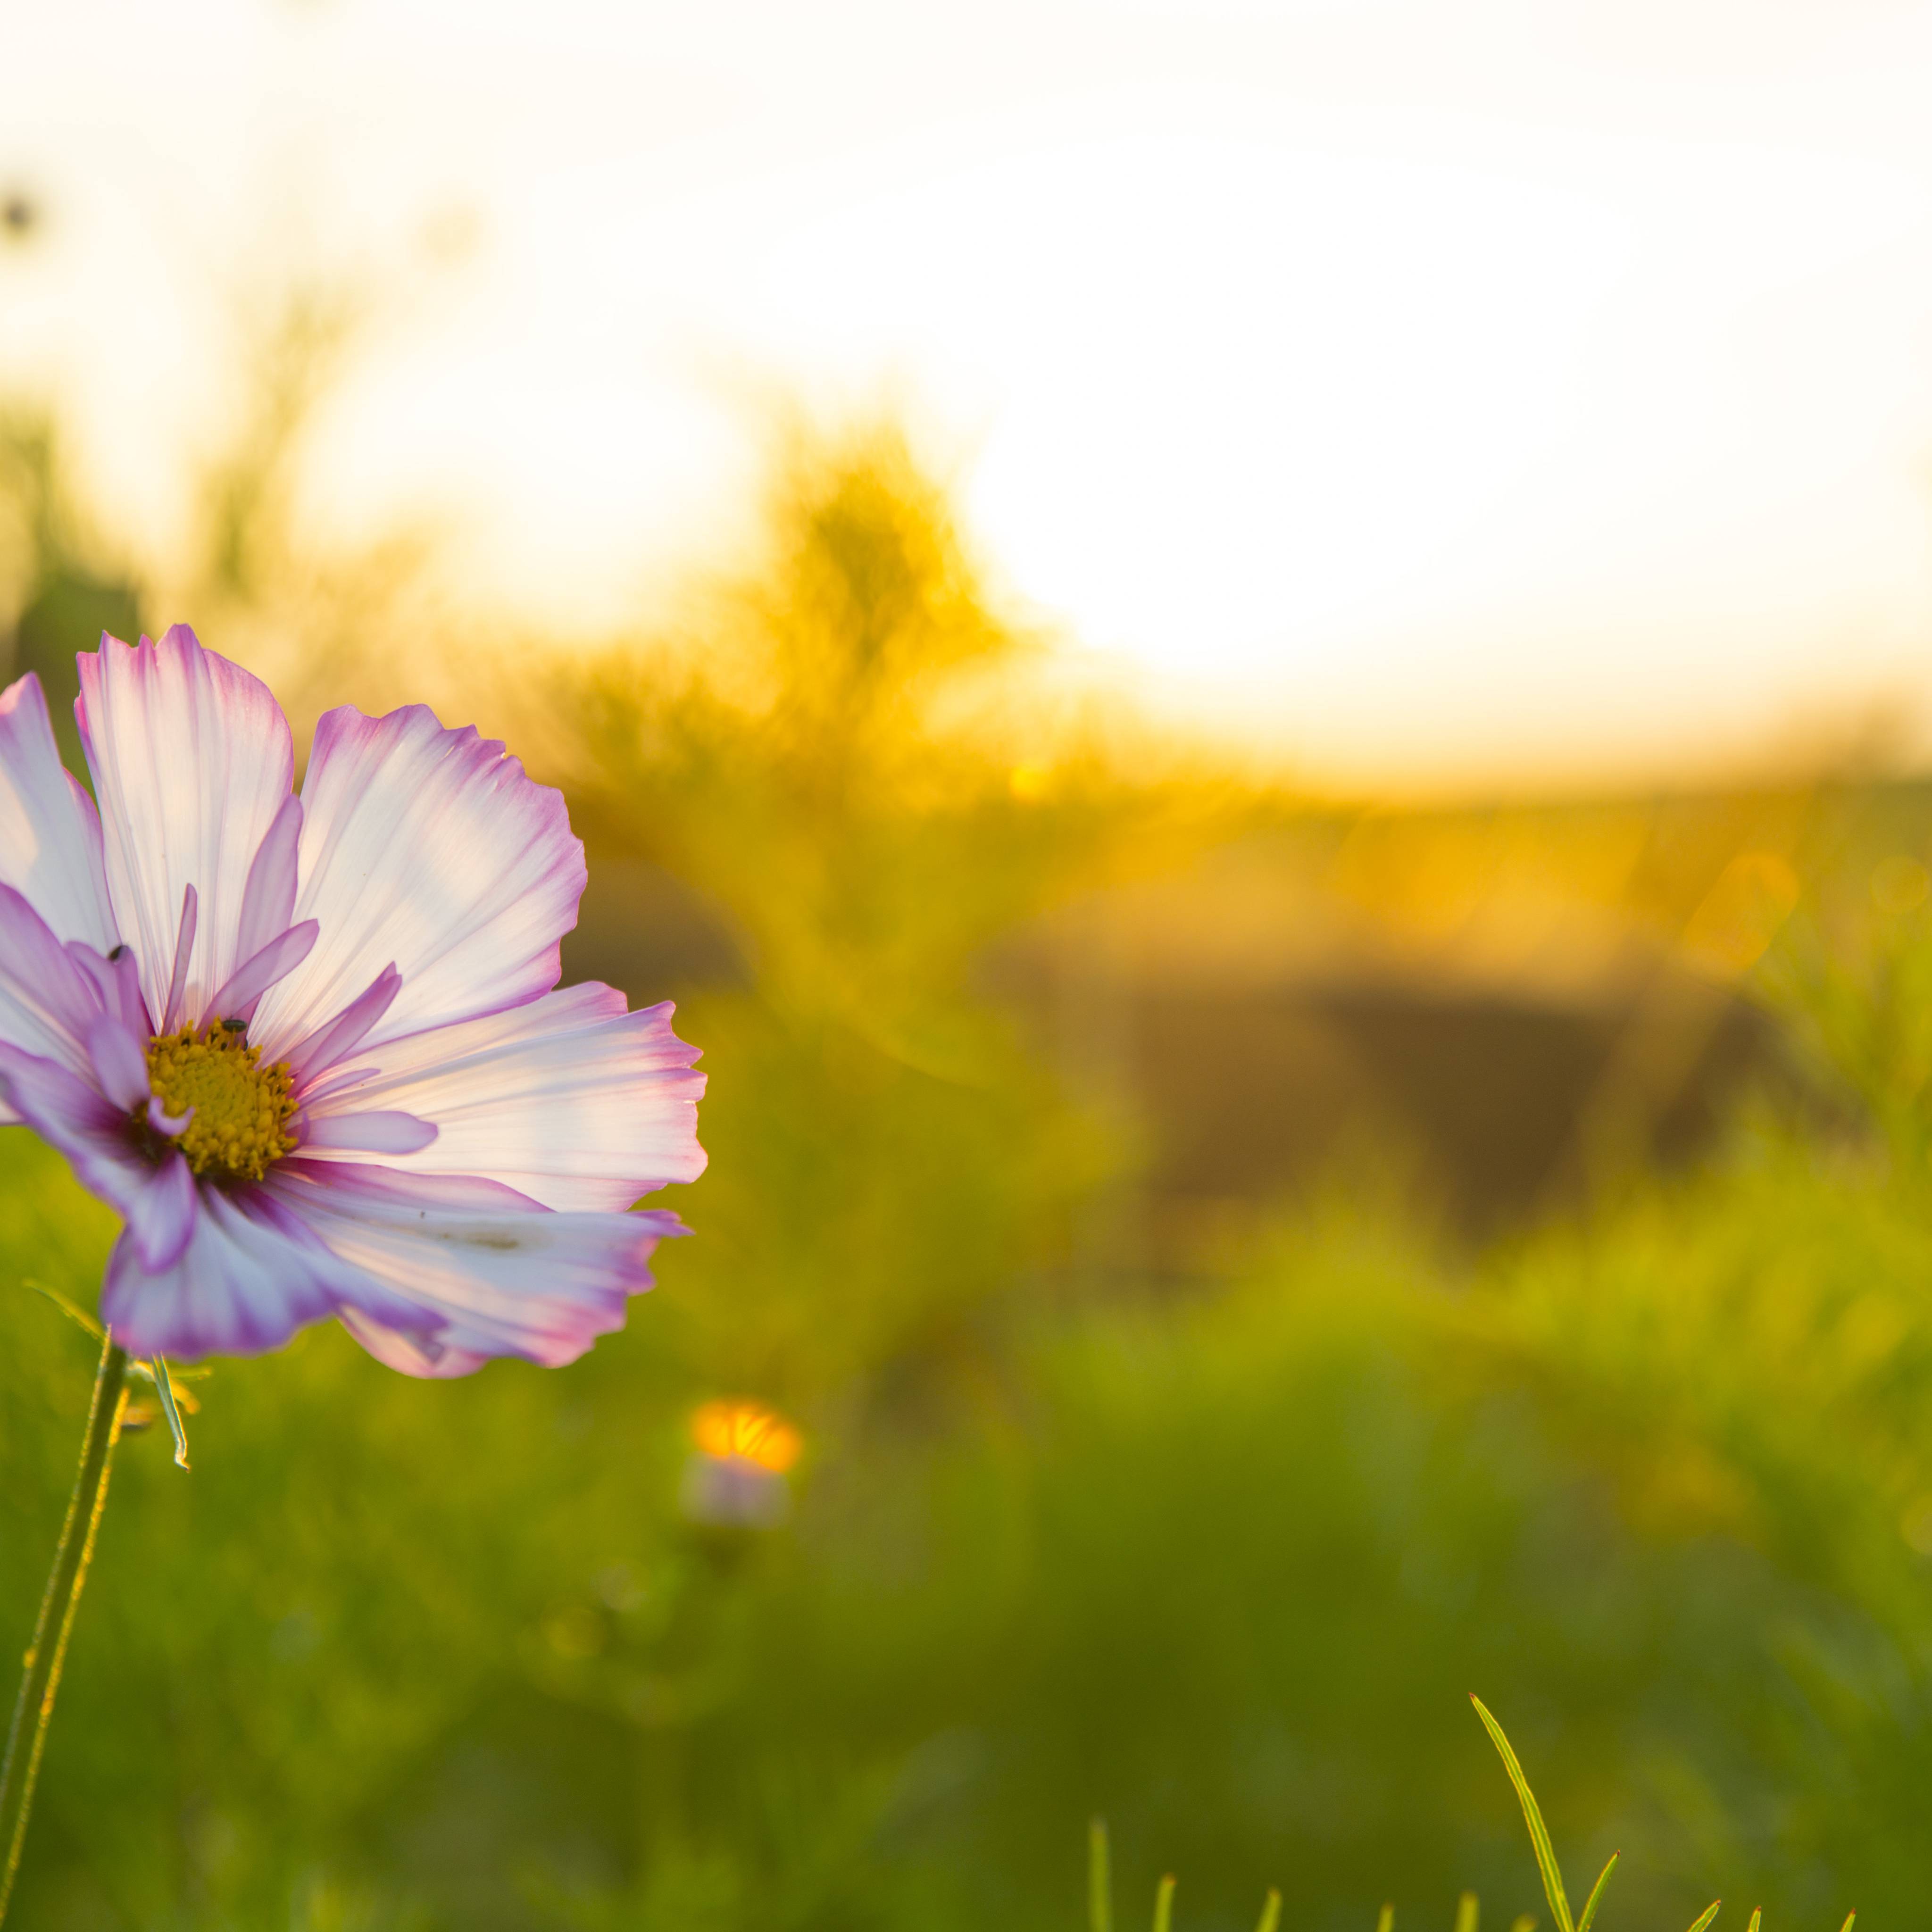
[1,189,39,242]
[0,415,142,768]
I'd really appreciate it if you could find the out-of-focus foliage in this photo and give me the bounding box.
[3,344,1932,1932]
[1,286,446,752]
[545,420,1251,1406]
[5,1036,1930,1929]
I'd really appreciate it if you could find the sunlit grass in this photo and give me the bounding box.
[1087,1700,1853,1932]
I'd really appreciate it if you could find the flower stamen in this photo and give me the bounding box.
[144,1023,298,1182]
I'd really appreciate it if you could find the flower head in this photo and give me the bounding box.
[682,1399,801,1528]
[0,625,705,1374]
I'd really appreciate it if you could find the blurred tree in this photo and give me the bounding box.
[1,189,39,244]
[558,419,1249,1412]
[0,414,145,768]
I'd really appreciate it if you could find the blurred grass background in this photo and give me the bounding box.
[3,300,1930,1931]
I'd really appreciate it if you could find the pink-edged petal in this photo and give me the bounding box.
[266,1159,681,1376]
[299,1110,437,1154]
[76,629,294,1031]
[124,1151,198,1272]
[146,1093,192,1135]
[86,1014,150,1111]
[335,1309,492,1380]
[301,983,706,1210]
[233,793,302,965]
[206,919,317,1024]
[0,1041,193,1266]
[0,885,115,1077]
[298,1062,377,1109]
[68,941,150,1035]
[160,883,197,1033]
[99,1180,428,1361]
[249,705,586,1061]
[285,965,400,1084]
[0,673,117,950]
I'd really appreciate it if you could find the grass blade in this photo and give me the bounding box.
[1575,1853,1618,1932]
[1837,1916,1854,1932]
[149,1357,191,1470]
[1254,1889,1281,1932]
[1454,1892,1478,1932]
[1153,1874,1175,1932]
[1470,1697,1574,1932]
[1089,1818,1112,1932]
[1375,1907,1393,1932]
[25,1280,102,1340]
[1683,1907,1720,1932]
[1745,1914,1760,1932]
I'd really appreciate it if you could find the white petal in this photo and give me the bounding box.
[250,705,585,1061]
[86,1014,150,1110]
[122,1151,199,1272]
[0,886,114,1077]
[99,1181,423,1361]
[67,940,146,1036]
[336,1307,491,1380]
[207,917,318,1022]
[76,629,294,1030]
[300,1109,437,1154]
[266,1159,678,1375]
[232,793,302,966]
[298,983,706,1210]
[0,1041,192,1266]
[0,673,116,950]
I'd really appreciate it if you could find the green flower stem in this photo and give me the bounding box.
[0,1332,129,1926]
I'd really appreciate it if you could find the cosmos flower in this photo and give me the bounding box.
[0,626,704,1374]
[680,1398,802,1527]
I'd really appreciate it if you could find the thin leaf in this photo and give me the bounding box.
[1470,1696,1574,1932]
[25,1280,102,1340]
[1089,1818,1112,1932]
[1746,1914,1760,1932]
[1376,1907,1394,1932]
[1575,1854,1618,1932]
[1152,1874,1175,1932]
[148,1356,191,1470]
[1837,1916,1854,1932]
[1454,1892,1478,1932]
[1683,1907,1720,1932]
[1254,1888,1281,1932]
[129,1360,211,1387]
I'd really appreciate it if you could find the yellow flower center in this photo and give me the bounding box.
[146,1023,298,1182]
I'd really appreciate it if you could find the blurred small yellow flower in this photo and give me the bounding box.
[682,1400,802,1528]
[689,1399,801,1474]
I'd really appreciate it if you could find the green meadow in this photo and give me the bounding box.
[5,401,1932,1929]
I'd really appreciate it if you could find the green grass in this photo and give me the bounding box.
[0,1110,1921,1929]
[1085,1701,1850,1932]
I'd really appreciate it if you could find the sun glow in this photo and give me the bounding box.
[9,0,1932,786]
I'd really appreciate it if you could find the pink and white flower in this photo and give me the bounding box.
[0,625,704,1374]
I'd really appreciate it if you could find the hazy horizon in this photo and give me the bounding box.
[7,0,1932,792]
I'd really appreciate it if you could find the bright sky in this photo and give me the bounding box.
[7,0,1932,790]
